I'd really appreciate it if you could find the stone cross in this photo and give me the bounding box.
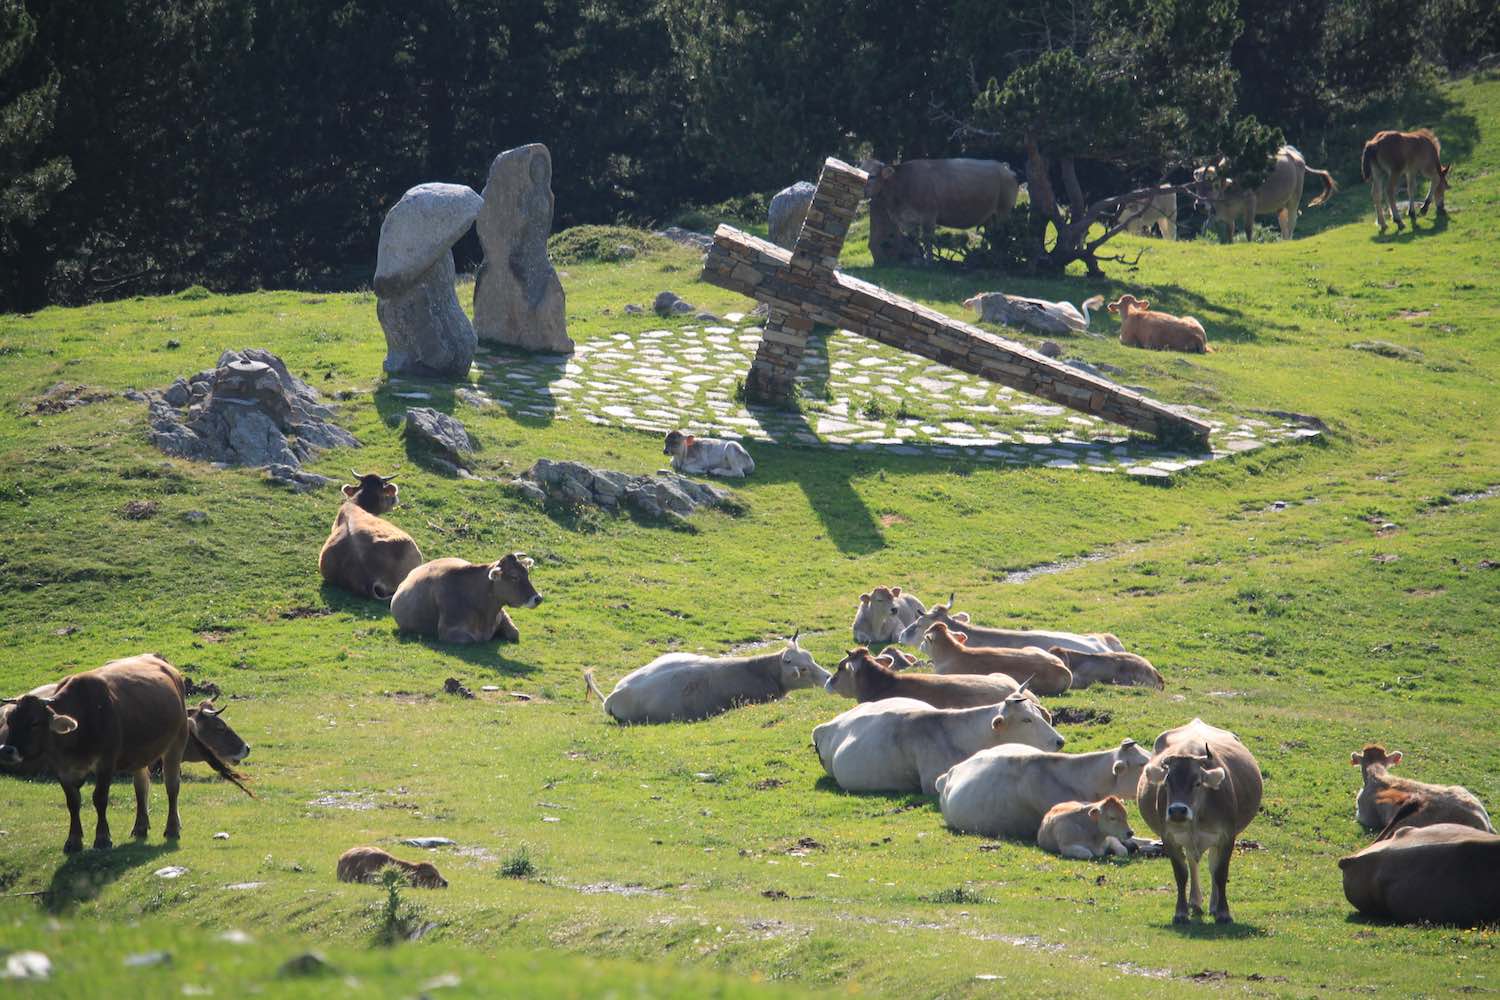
[701,157,1211,444]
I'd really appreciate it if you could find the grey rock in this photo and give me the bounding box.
[615,243,637,260]
[163,377,192,407]
[123,389,148,402]
[769,180,816,250]
[695,312,721,323]
[624,304,644,315]
[511,479,548,504]
[266,464,333,492]
[403,836,456,848]
[654,226,714,250]
[123,951,172,968]
[520,459,734,521]
[277,952,335,978]
[473,144,573,353]
[1039,340,1063,358]
[404,407,474,464]
[456,387,493,409]
[654,291,694,316]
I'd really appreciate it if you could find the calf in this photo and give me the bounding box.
[825,647,1047,715]
[1350,744,1492,835]
[1048,647,1164,690]
[1137,719,1262,923]
[337,846,448,889]
[1038,797,1137,859]
[921,622,1072,696]
[852,586,926,645]
[0,654,251,853]
[893,596,1125,654]
[318,471,424,600]
[1339,823,1500,926]
[1108,295,1211,353]
[936,739,1151,838]
[391,554,542,644]
[663,430,755,478]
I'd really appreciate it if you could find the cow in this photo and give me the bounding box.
[1196,145,1337,241]
[583,633,828,724]
[812,693,1063,796]
[851,586,926,645]
[1349,744,1492,835]
[1119,186,1178,240]
[1047,647,1165,690]
[768,180,816,250]
[862,158,1020,266]
[1137,719,1263,923]
[337,846,449,889]
[1339,823,1500,926]
[318,470,424,601]
[390,554,541,644]
[1108,295,1211,354]
[663,430,755,478]
[825,647,1049,714]
[893,596,1125,654]
[936,739,1152,839]
[1037,797,1138,860]
[1361,129,1450,232]
[0,654,251,853]
[920,622,1072,696]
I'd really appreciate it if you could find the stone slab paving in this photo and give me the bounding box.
[438,320,1318,479]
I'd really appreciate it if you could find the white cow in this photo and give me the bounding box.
[663,430,755,478]
[851,586,927,645]
[893,596,1126,654]
[812,694,1063,795]
[936,739,1152,839]
[1119,186,1178,240]
[583,634,827,724]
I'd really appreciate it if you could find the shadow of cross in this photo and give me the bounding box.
[702,157,1212,446]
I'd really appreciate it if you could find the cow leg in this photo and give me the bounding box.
[62,780,86,854]
[437,616,481,644]
[1278,207,1293,240]
[1187,847,1204,916]
[492,609,520,643]
[1103,836,1130,858]
[1371,178,1387,231]
[1167,844,1192,923]
[1060,844,1097,860]
[1209,843,1234,922]
[91,769,112,849]
[162,743,183,840]
[130,769,151,838]
[1407,172,1419,220]
[1386,175,1404,230]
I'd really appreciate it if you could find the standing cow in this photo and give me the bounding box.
[1197,145,1337,241]
[319,470,423,601]
[862,159,1020,266]
[391,554,542,644]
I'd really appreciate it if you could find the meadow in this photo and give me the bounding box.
[0,73,1497,999]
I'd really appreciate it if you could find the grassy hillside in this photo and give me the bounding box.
[1,73,1497,998]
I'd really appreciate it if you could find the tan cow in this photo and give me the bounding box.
[1047,647,1165,690]
[1339,823,1500,926]
[318,471,423,601]
[1361,129,1450,232]
[1198,145,1337,241]
[1108,295,1210,353]
[863,158,1020,265]
[825,647,1049,714]
[920,622,1072,696]
[337,846,448,888]
[851,586,926,645]
[1137,719,1263,923]
[893,597,1125,654]
[1119,186,1178,240]
[1037,797,1137,859]
[1350,744,1492,835]
[391,554,542,644]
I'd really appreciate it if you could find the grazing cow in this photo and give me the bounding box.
[852,586,926,645]
[663,430,755,478]
[0,654,251,853]
[1119,186,1178,240]
[863,158,1020,265]
[825,647,1049,714]
[920,622,1072,696]
[813,693,1063,795]
[1339,823,1500,926]
[337,846,449,888]
[1137,719,1263,923]
[318,471,424,601]
[1038,797,1138,859]
[1047,647,1165,690]
[768,180,816,250]
[390,554,541,644]
[1108,295,1210,354]
[893,596,1125,654]
[936,739,1152,839]
[1361,129,1450,232]
[1349,744,1492,835]
[1197,145,1337,241]
[583,633,828,724]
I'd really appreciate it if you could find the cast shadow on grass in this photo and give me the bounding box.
[1161,917,1267,939]
[471,346,572,430]
[810,775,935,810]
[740,428,886,556]
[391,629,540,676]
[43,841,176,913]
[1370,211,1451,244]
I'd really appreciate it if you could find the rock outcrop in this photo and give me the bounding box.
[403,407,475,467]
[768,181,816,249]
[517,459,736,520]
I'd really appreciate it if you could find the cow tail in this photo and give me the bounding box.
[1373,797,1421,842]
[1307,168,1338,207]
[581,670,607,712]
[189,728,256,798]
[1361,143,1375,182]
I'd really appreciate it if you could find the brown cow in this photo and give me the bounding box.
[1350,744,1492,835]
[0,654,251,853]
[1047,647,1165,690]
[1361,129,1450,232]
[862,158,1020,265]
[1137,719,1263,923]
[319,471,424,601]
[825,647,1050,715]
[390,554,542,643]
[337,846,449,888]
[1108,295,1210,353]
[1339,822,1500,926]
[920,622,1072,695]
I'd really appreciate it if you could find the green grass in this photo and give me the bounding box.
[1,74,1499,997]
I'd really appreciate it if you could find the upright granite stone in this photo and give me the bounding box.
[768,181,816,250]
[472,143,573,354]
[375,182,483,379]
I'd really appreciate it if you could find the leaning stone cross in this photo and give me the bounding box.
[701,157,1211,444]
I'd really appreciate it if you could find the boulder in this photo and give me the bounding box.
[519,459,736,521]
[472,144,572,354]
[769,180,816,249]
[375,182,483,380]
[404,407,475,465]
[654,226,714,251]
[653,291,695,316]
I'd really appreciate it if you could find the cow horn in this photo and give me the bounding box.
[350,468,365,480]
[382,466,402,481]
[791,628,801,645]
[947,592,955,608]
[0,697,18,705]
[1016,676,1032,693]
[1203,743,1213,762]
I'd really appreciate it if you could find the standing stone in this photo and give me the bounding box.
[768,181,816,250]
[375,182,483,379]
[472,143,573,354]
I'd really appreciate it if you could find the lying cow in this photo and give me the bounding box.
[1196,145,1337,241]
[1047,647,1164,690]
[920,622,1072,696]
[1339,822,1500,926]
[893,596,1125,654]
[851,586,926,645]
[1037,797,1137,859]
[936,738,1151,839]
[319,470,423,601]
[1119,186,1178,240]
[825,647,1048,714]
[1350,744,1493,835]
[337,846,449,888]
[663,430,754,478]
[813,693,1063,796]
[584,633,828,724]
[1109,295,1210,353]
[390,554,541,644]
[0,654,251,853]
[1137,719,1262,923]
[863,158,1020,266]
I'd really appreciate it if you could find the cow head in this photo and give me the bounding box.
[825,647,893,698]
[189,699,251,764]
[780,630,830,690]
[0,694,77,768]
[860,159,896,200]
[409,862,449,889]
[896,594,970,646]
[990,686,1064,750]
[1350,744,1402,776]
[918,620,972,656]
[1090,796,1136,843]
[343,470,400,514]
[1434,163,1451,205]
[489,553,542,609]
[852,586,913,644]
[1106,295,1148,317]
[1144,747,1227,824]
[663,430,693,458]
[1111,738,1152,792]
